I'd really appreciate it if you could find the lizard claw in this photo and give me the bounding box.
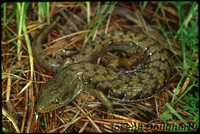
[107,59,119,69]
[107,109,115,119]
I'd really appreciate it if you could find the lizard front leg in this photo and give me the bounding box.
[83,85,114,119]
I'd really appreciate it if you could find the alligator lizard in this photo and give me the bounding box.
[33,21,171,113]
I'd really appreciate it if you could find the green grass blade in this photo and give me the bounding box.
[86,2,118,42]
[166,103,188,125]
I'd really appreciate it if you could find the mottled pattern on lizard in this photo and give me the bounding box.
[32,21,171,113]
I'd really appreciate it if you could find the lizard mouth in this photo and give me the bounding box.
[36,102,61,113]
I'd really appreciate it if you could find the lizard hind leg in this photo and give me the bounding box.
[107,52,145,69]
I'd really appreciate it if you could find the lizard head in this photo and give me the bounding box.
[35,72,83,113]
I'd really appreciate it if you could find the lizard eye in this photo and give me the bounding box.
[52,99,60,104]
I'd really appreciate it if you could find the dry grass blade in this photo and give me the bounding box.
[2,107,20,133]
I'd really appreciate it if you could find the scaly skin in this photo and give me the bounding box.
[33,20,171,113]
